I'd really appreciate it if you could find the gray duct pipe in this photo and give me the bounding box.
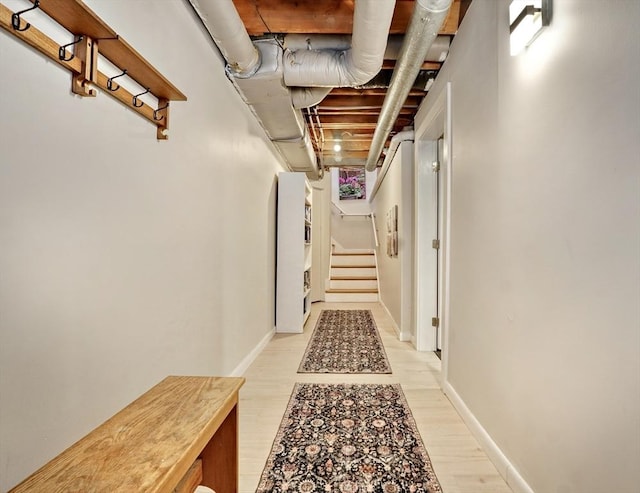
[187,0,260,77]
[283,0,396,87]
[284,34,451,64]
[291,87,333,109]
[186,0,409,177]
[188,0,398,101]
[384,34,450,62]
[365,0,452,171]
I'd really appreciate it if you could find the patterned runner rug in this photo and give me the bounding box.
[256,383,442,493]
[298,310,391,373]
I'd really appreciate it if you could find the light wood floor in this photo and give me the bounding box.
[238,302,512,493]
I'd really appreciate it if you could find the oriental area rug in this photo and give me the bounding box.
[256,383,442,493]
[298,310,391,374]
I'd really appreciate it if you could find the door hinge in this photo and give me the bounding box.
[432,161,440,172]
[432,239,440,250]
[432,317,440,328]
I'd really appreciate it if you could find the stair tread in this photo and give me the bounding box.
[331,276,377,280]
[332,252,374,256]
[332,265,376,268]
[325,288,379,293]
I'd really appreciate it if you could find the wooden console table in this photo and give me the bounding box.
[9,376,245,493]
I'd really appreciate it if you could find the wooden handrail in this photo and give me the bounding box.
[331,201,371,218]
[370,212,379,248]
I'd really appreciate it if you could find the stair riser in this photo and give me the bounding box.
[331,267,377,277]
[329,279,378,290]
[325,292,379,303]
[332,248,374,255]
[331,255,375,267]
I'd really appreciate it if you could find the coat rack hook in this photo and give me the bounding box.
[12,0,40,32]
[58,35,84,62]
[106,69,127,92]
[132,88,150,108]
[154,102,169,121]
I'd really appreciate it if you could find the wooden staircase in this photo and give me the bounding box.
[325,248,379,302]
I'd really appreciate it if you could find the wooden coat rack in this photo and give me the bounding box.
[0,0,187,140]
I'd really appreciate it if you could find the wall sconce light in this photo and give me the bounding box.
[509,0,552,56]
[333,143,342,152]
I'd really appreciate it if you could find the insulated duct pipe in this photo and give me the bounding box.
[187,0,260,77]
[284,34,451,64]
[291,87,333,109]
[283,0,397,87]
[365,0,452,171]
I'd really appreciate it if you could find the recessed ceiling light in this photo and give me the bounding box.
[333,143,342,152]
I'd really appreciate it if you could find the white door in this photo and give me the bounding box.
[414,140,438,351]
[414,137,445,353]
[435,138,444,351]
[414,83,451,356]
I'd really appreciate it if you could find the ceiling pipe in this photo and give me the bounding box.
[186,0,260,77]
[384,34,450,62]
[282,0,397,87]
[283,35,352,52]
[355,71,437,91]
[365,0,452,171]
[323,158,367,168]
[284,34,451,64]
[186,0,406,178]
[291,87,333,109]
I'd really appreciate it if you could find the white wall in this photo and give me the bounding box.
[0,1,285,489]
[329,168,376,250]
[415,0,640,491]
[330,215,374,251]
[370,142,414,340]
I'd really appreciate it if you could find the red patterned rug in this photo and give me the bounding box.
[256,383,442,493]
[298,310,391,374]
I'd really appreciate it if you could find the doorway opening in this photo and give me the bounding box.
[414,82,451,380]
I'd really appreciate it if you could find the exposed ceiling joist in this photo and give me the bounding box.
[234,0,461,36]
[231,0,462,169]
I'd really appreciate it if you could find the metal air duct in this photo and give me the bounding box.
[290,87,333,109]
[187,0,402,179]
[282,0,396,87]
[365,0,453,171]
[284,34,451,64]
[187,0,259,77]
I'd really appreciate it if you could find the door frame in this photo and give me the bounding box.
[414,82,452,382]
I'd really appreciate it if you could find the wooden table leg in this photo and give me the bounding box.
[200,404,238,493]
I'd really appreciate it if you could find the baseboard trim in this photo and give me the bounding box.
[410,334,418,349]
[379,300,410,342]
[443,381,534,493]
[230,327,276,377]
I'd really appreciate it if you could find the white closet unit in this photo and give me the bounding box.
[276,172,312,333]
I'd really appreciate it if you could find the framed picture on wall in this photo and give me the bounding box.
[338,168,366,200]
[391,231,398,257]
[386,205,398,257]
